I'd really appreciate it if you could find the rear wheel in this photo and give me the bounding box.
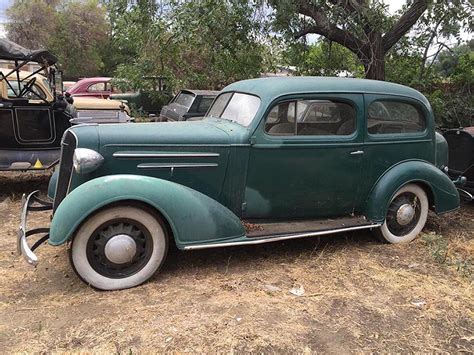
[376,184,429,244]
[70,205,168,290]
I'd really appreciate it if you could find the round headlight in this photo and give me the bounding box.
[73,148,104,174]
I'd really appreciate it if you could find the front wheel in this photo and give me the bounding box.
[375,183,429,244]
[70,204,168,290]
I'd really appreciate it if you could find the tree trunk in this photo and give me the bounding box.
[361,37,386,81]
[365,56,385,80]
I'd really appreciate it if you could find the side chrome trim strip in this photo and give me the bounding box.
[183,223,381,250]
[114,152,220,158]
[137,163,218,169]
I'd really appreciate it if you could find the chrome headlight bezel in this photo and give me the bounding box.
[73,148,104,174]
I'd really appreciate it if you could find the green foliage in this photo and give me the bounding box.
[6,0,109,79]
[284,40,364,77]
[107,0,273,92]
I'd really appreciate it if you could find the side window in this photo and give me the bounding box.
[368,100,426,134]
[265,99,356,136]
[87,83,105,92]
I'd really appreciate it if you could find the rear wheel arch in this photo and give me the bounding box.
[365,160,459,222]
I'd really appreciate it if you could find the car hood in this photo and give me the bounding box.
[74,120,247,200]
[94,118,250,147]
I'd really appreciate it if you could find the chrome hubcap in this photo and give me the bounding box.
[396,203,416,226]
[104,234,137,264]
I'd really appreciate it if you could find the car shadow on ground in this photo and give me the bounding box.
[159,229,380,280]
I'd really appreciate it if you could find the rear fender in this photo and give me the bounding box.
[365,160,459,223]
[49,175,245,248]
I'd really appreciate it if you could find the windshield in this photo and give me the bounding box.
[207,92,260,127]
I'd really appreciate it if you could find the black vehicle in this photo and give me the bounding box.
[0,39,74,170]
[159,89,218,122]
[443,127,474,201]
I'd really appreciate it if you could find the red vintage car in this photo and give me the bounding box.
[66,77,115,98]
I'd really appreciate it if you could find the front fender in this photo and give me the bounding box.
[365,160,459,223]
[49,175,245,248]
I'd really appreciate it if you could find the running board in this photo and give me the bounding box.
[183,222,381,250]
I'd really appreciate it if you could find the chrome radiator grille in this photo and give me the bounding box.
[53,131,76,211]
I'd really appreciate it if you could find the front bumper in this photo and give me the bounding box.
[17,191,53,265]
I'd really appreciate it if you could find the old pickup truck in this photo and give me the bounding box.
[18,77,460,290]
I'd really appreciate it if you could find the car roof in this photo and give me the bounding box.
[180,89,219,96]
[222,77,430,107]
[76,77,112,83]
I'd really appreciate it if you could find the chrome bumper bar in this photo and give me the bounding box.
[17,190,53,265]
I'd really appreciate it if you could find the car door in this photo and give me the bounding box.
[358,94,434,201]
[243,93,365,219]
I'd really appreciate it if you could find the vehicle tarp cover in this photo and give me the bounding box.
[0,38,57,65]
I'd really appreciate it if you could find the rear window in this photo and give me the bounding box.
[197,96,214,113]
[174,92,195,108]
[368,101,426,134]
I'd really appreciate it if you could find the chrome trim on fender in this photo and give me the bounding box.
[114,152,220,158]
[137,163,218,170]
[183,223,381,250]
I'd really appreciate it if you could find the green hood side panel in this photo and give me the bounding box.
[365,160,459,222]
[49,174,245,248]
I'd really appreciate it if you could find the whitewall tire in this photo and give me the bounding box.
[70,205,168,290]
[376,183,429,244]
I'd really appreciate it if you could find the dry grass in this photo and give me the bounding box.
[0,172,473,352]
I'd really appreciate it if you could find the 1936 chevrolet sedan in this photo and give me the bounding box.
[18,77,461,290]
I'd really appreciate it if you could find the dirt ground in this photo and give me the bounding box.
[0,172,472,353]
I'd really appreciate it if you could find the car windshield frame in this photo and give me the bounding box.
[206,91,261,127]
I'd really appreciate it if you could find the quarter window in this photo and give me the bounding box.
[88,83,106,92]
[368,101,426,134]
[265,99,356,136]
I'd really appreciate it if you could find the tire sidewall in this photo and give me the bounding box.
[71,205,167,290]
[379,184,429,244]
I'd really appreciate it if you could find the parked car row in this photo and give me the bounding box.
[67,77,219,119]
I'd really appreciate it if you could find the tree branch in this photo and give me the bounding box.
[294,5,365,57]
[382,0,428,53]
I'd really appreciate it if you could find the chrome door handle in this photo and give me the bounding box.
[350,150,364,155]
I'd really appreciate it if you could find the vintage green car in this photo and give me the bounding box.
[18,77,460,290]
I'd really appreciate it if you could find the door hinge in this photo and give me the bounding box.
[241,202,247,211]
[250,136,256,145]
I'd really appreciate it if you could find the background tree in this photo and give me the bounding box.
[270,0,429,80]
[7,0,109,78]
[6,0,59,50]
